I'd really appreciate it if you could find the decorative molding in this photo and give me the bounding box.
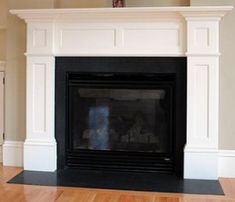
[27,23,54,55]
[54,22,185,56]
[10,7,233,22]
[3,141,24,167]
[25,53,186,57]
[219,150,235,178]
[187,21,219,55]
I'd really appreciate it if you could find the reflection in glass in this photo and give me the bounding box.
[69,88,170,153]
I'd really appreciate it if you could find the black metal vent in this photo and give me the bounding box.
[66,150,173,173]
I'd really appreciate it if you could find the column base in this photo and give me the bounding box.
[24,140,57,171]
[184,146,218,180]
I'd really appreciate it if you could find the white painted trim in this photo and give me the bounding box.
[219,150,235,178]
[25,53,187,57]
[24,140,56,171]
[3,141,24,167]
[0,61,5,71]
[10,7,233,22]
[184,149,235,179]
[184,146,218,180]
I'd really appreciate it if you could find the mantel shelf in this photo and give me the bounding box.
[10,6,233,22]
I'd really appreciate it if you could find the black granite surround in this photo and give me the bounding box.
[55,57,187,176]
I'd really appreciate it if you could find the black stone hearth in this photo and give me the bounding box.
[55,57,186,176]
[8,169,224,195]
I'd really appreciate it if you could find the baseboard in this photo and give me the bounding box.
[3,141,24,167]
[218,150,235,178]
[2,141,235,178]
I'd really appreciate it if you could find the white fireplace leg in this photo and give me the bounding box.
[181,13,221,179]
[24,56,57,171]
[184,56,219,179]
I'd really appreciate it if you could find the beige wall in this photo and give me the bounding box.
[56,0,189,8]
[5,0,55,141]
[190,0,235,149]
[0,0,7,60]
[3,0,235,150]
[0,0,7,26]
[0,32,6,60]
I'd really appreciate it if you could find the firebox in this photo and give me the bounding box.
[56,57,186,176]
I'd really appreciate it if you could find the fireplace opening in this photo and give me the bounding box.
[56,57,186,176]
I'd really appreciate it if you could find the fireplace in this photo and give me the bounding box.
[9,7,232,179]
[56,57,186,175]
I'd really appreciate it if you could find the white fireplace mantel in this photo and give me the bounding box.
[10,6,232,179]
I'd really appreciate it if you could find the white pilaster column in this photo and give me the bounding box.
[24,21,56,171]
[182,15,221,179]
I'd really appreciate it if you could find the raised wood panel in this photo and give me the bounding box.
[32,63,46,133]
[33,29,47,47]
[194,28,209,47]
[187,21,219,55]
[27,56,55,140]
[54,22,185,55]
[59,29,116,50]
[189,64,209,140]
[121,22,185,55]
[122,27,181,52]
[187,57,218,148]
[27,23,54,54]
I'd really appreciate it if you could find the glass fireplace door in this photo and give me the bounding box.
[68,87,173,154]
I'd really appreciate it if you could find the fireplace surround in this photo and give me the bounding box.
[10,6,232,179]
[55,57,186,175]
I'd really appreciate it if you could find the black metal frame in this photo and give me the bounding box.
[55,57,187,176]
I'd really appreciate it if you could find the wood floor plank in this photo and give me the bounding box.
[0,164,235,202]
[220,178,235,198]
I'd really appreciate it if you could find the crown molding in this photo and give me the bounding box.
[10,6,233,22]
